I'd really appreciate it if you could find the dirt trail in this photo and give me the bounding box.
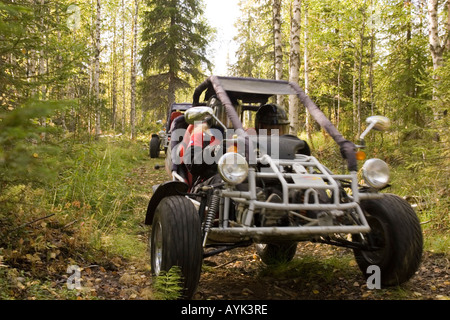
[72,161,449,301]
[74,241,449,300]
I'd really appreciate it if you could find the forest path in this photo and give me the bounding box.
[73,157,449,300]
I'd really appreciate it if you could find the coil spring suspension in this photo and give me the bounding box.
[202,191,220,247]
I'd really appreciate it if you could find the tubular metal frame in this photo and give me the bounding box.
[204,154,376,242]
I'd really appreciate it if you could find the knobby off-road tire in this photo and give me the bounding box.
[150,196,202,299]
[353,193,423,286]
[256,242,298,265]
[149,136,160,158]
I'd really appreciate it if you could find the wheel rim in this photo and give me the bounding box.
[152,221,163,275]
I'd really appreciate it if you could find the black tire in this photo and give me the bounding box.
[150,196,203,299]
[150,136,160,158]
[256,242,297,265]
[353,194,423,286]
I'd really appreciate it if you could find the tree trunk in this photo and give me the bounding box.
[112,7,118,131]
[121,0,127,133]
[130,0,138,140]
[304,2,312,141]
[94,0,102,137]
[352,51,357,133]
[357,13,365,137]
[428,0,444,71]
[427,0,448,120]
[273,0,283,105]
[39,0,47,139]
[288,0,301,136]
[447,0,450,51]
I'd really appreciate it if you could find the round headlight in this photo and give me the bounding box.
[362,158,390,189]
[218,153,249,185]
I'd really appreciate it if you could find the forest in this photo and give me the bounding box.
[0,0,448,300]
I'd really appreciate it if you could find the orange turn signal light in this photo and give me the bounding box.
[356,150,366,161]
[227,145,238,153]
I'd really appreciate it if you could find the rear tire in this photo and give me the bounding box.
[150,196,202,299]
[256,242,297,265]
[150,136,160,158]
[353,194,423,286]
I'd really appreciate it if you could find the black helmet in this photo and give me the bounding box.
[207,96,241,129]
[255,104,289,135]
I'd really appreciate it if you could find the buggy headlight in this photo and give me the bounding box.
[362,158,390,189]
[218,153,248,185]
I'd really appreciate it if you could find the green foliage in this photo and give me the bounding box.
[230,0,273,78]
[259,253,357,285]
[0,99,68,186]
[140,0,213,114]
[0,136,151,274]
[152,266,183,300]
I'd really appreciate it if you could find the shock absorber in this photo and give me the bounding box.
[202,190,220,247]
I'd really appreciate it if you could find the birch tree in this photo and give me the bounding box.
[288,0,301,135]
[121,0,127,133]
[130,0,138,140]
[427,0,446,71]
[427,0,449,117]
[273,0,283,105]
[94,0,102,136]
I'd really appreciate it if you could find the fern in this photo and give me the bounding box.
[153,266,183,300]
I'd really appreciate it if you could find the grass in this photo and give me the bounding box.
[0,134,161,299]
[259,254,358,283]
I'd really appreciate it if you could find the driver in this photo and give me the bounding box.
[255,103,289,136]
[255,103,311,156]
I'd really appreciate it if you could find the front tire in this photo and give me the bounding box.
[353,194,423,286]
[150,196,203,299]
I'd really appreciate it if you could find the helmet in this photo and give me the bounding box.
[255,104,289,135]
[207,96,240,129]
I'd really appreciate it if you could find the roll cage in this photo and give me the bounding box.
[191,76,357,172]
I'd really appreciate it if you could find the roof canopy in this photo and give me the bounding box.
[216,77,295,94]
[193,76,298,105]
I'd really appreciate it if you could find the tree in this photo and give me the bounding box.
[288,0,301,135]
[140,0,212,116]
[273,0,283,105]
[94,0,102,136]
[232,0,272,78]
[121,0,127,133]
[427,0,449,118]
[130,0,139,140]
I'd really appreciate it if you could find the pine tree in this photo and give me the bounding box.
[140,0,212,115]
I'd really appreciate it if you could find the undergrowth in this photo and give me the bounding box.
[0,130,153,299]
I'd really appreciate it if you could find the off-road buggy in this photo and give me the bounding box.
[149,102,192,158]
[145,76,423,299]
